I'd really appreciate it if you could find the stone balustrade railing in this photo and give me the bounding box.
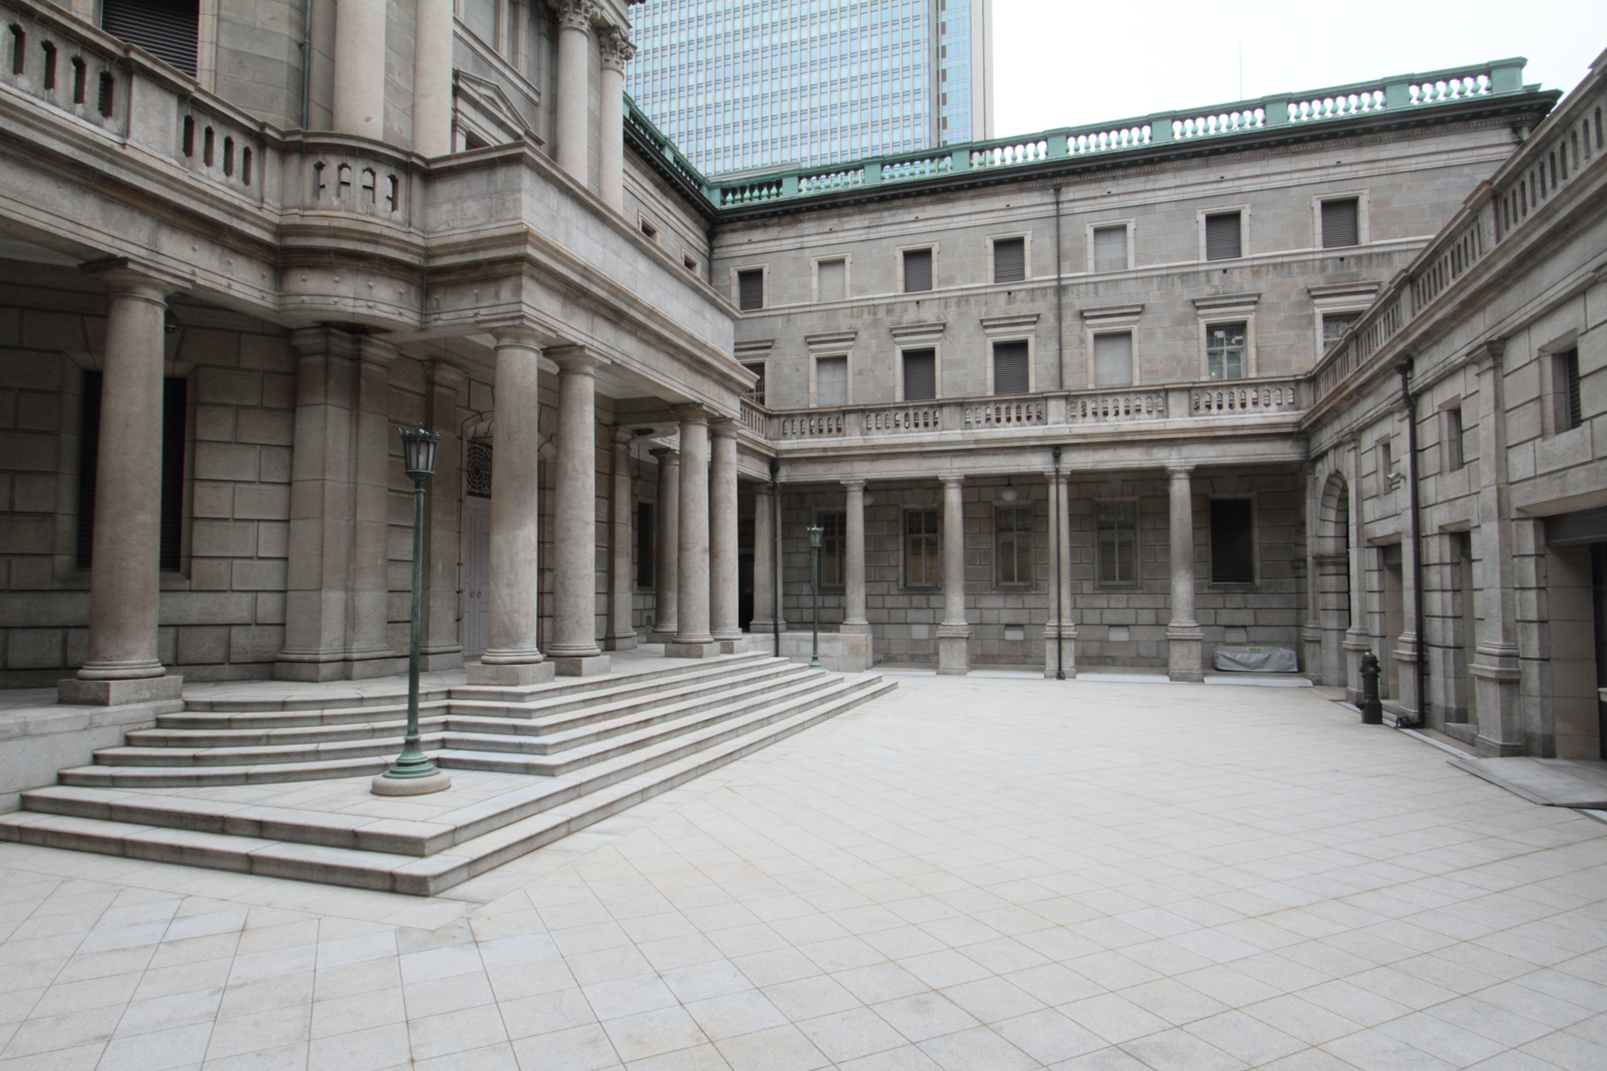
[1312,70,1605,407]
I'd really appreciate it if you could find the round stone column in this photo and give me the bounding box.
[467,329,555,685]
[606,426,638,651]
[709,420,741,649]
[548,347,609,675]
[1166,463,1204,682]
[750,481,777,641]
[669,407,717,656]
[599,29,635,211]
[842,481,869,634]
[411,0,455,155]
[936,475,970,676]
[60,270,183,705]
[332,0,388,138]
[1045,468,1077,679]
[555,0,594,184]
[648,446,679,643]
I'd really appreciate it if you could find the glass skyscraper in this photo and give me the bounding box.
[626,0,993,178]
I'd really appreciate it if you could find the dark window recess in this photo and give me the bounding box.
[101,0,198,75]
[636,502,654,588]
[41,40,56,89]
[97,70,114,116]
[8,24,22,77]
[78,372,187,571]
[902,348,936,400]
[1446,406,1466,470]
[1205,212,1242,260]
[737,268,764,311]
[903,247,933,292]
[1322,198,1360,248]
[993,237,1025,283]
[1557,349,1582,432]
[71,56,85,103]
[1210,499,1255,584]
[993,340,1029,394]
[818,511,845,586]
[742,362,766,405]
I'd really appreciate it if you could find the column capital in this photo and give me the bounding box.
[709,417,740,439]
[492,325,544,350]
[548,344,602,374]
[1165,461,1194,477]
[612,425,635,445]
[939,475,965,488]
[600,27,636,71]
[82,257,181,301]
[555,0,598,32]
[356,336,398,368]
[650,445,679,461]
[673,404,710,425]
[1470,338,1506,371]
[842,479,867,492]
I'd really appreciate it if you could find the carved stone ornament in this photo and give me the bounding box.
[601,29,637,70]
[556,0,599,33]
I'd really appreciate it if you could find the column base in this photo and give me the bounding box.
[420,647,465,671]
[649,627,679,644]
[553,654,612,676]
[665,642,721,658]
[605,630,639,651]
[58,674,184,706]
[937,632,970,676]
[839,621,871,635]
[274,649,403,682]
[465,660,556,686]
[371,770,452,796]
[1044,623,1077,679]
[1167,625,1204,682]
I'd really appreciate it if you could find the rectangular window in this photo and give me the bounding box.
[1322,312,1359,352]
[1205,212,1242,261]
[902,247,933,292]
[636,502,653,588]
[742,362,766,405]
[905,509,940,586]
[1555,348,1582,432]
[817,511,845,586]
[816,356,847,406]
[1380,438,1394,490]
[817,257,846,302]
[1094,331,1133,387]
[1210,499,1255,584]
[992,237,1025,283]
[737,268,764,311]
[1321,197,1360,248]
[1093,225,1128,273]
[78,371,186,571]
[1446,406,1466,470]
[992,340,1028,394]
[639,218,658,241]
[1206,323,1247,380]
[996,505,1033,584]
[902,348,936,400]
[1097,501,1137,585]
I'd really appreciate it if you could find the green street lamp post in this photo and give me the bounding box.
[373,426,452,796]
[807,523,823,670]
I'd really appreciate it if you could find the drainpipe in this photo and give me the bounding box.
[299,0,314,129]
[1397,358,1426,729]
[1052,445,1064,680]
[770,460,781,659]
[1053,185,1066,390]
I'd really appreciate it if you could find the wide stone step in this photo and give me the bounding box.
[1,676,896,894]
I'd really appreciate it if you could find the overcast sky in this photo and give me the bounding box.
[991,1,1605,139]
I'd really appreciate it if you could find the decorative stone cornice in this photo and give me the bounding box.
[805,330,857,352]
[980,313,1039,336]
[1079,303,1143,326]
[889,321,945,345]
[1192,292,1261,313]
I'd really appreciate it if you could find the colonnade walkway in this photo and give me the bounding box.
[0,676,1604,1069]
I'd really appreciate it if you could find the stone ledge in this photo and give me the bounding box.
[779,630,871,673]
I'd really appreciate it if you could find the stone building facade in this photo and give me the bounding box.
[0,0,1602,758]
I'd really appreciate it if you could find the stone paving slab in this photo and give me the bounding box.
[0,675,1605,1070]
[1450,757,1607,808]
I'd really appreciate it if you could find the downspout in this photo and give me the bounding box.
[770,460,781,659]
[1052,445,1064,680]
[299,0,315,129]
[1053,185,1065,390]
[1397,358,1426,729]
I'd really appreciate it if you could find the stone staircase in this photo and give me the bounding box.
[0,654,893,894]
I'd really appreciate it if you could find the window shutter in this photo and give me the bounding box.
[1205,212,1242,260]
[992,341,1028,394]
[160,377,186,572]
[101,0,198,75]
[817,258,845,302]
[816,356,848,406]
[737,269,764,310]
[992,238,1025,283]
[1093,226,1127,273]
[1321,198,1359,248]
[902,349,936,400]
[1210,499,1256,583]
[1093,332,1133,387]
[903,248,932,292]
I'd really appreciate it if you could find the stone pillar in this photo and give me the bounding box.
[668,408,718,656]
[547,347,609,675]
[937,476,970,675]
[709,420,742,650]
[1166,463,1204,682]
[421,361,465,669]
[1470,344,1522,754]
[1045,469,1076,679]
[412,0,455,156]
[750,481,777,641]
[648,446,679,643]
[347,338,399,674]
[606,426,638,651]
[59,270,183,705]
[1302,465,1324,684]
[1342,440,1371,703]
[332,0,388,138]
[467,329,554,685]
[599,28,635,212]
[842,481,869,634]
[555,0,594,184]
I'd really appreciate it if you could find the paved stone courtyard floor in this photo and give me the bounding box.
[2,674,1606,1071]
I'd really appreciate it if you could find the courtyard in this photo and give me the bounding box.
[1,674,1605,1071]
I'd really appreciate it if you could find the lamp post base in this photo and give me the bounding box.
[372,770,452,796]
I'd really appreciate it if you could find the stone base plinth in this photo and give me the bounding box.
[371,770,452,796]
[665,642,721,658]
[273,654,403,682]
[1167,626,1204,682]
[779,631,871,673]
[419,648,465,671]
[553,654,612,676]
[605,631,639,652]
[937,631,970,676]
[465,661,556,686]
[648,627,679,644]
[58,675,184,707]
